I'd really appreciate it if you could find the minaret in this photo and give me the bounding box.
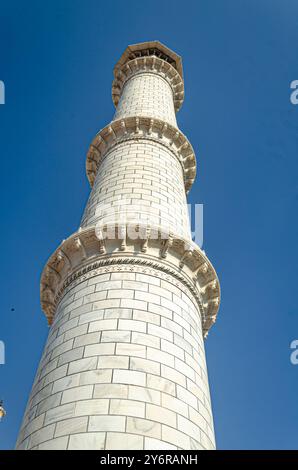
[16,41,220,450]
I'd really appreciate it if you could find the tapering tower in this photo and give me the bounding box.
[16,41,220,450]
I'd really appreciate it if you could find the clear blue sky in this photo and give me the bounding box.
[0,0,298,450]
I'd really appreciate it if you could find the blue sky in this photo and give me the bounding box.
[0,0,298,450]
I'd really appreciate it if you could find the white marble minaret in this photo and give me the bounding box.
[16,41,220,450]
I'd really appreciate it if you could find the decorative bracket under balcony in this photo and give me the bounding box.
[40,224,220,338]
[112,55,184,112]
[86,116,197,193]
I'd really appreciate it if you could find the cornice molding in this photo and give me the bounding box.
[86,116,196,194]
[40,224,220,338]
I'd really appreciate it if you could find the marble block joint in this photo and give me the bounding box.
[16,40,220,450]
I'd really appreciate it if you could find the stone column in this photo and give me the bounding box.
[16,41,220,450]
